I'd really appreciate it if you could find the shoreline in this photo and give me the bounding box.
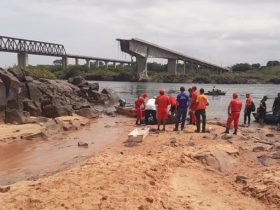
[0,114,280,209]
[0,115,132,185]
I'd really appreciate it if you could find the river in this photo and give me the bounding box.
[97,81,280,120]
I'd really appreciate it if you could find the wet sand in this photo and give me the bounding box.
[0,116,280,210]
[0,115,126,185]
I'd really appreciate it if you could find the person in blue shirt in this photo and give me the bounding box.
[174,86,189,131]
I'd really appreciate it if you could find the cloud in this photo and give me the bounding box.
[0,0,280,66]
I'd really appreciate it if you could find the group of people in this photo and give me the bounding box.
[133,87,280,133]
[134,86,209,133]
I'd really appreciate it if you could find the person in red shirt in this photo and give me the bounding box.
[135,93,148,125]
[244,93,253,125]
[155,90,170,131]
[190,86,199,125]
[225,93,243,135]
[169,96,177,116]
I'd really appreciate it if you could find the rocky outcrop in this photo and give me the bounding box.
[0,68,119,123]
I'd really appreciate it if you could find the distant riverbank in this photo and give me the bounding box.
[13,64,280,84]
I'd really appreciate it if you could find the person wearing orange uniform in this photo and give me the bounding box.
[195,88,209,133]
[190,86,199,125]
[135,93,148,125]
[169,96,177,116]
[225,93,242,135]
[244,93,253,125]
[156,90,170,131]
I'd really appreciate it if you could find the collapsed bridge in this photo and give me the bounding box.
[117,38,228,79]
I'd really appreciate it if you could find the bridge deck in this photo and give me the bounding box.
[117,38,228,71]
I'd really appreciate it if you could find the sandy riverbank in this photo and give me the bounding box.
[0,116,280,210]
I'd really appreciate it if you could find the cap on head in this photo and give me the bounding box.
[180,86,185,92]
[233,93,238,98]
[159,90,165,95]
[142,93,148,98]
[192,86,197,91]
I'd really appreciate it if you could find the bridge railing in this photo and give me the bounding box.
[0,36,66,57]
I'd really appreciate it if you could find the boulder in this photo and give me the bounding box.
[89,82,99,91]
[7,68,26,82]
[26,82,43,102]
[101,88,120,103]
[24,76,33,82]
[68,76,85,86]
[5,109,26,124]
[42,104,72,118]
[6,99,23,110]
[0,68,21,101]
[0,78,6,106]
[86,90,109,104]
[22,99,41,116]
[75,107,98,119]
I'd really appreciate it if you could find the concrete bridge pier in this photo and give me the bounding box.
[135,56,148,79]
[95,60,99,68]
[105,61,109,68]
[75,58,79,65]
[62,56,68,69]
[167,58,177,75]
[86,59,90,69]
[17,53,28,69]
[113,62,116,69]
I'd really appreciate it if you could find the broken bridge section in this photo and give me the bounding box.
[117,38,228,80]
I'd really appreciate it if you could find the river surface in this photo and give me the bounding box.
[97,81,280,120]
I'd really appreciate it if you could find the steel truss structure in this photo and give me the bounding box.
[0,35,66,56]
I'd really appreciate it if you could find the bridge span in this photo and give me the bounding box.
[0,35,130,69]
[117,38,228,79]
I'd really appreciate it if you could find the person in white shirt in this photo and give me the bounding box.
[145,98,157,125]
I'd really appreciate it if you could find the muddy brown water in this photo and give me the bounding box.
[0,116,122,185]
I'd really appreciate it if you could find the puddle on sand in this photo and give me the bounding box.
[0,116,122,185]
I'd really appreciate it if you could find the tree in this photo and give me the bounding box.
[266,60,280,67]
[231,63,252,72]
[251,63,261,69]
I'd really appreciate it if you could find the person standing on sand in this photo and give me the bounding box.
[174,86,189,131]
[135,93,148,125]
[195,88,209,133]
[272,93,280,129]
[259,96,268,124]
[188,88,193,124]
[190,86,199,125]
[244,93,253,125]
[224,93,242,135]
[155,90,170,131]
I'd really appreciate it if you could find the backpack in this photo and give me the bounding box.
[250,102,256,112]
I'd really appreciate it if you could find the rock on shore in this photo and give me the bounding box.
[0,68,119,124]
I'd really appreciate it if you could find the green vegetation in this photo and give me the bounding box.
[21,60,280,84]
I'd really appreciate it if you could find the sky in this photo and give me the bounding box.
[0,0,280,67]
